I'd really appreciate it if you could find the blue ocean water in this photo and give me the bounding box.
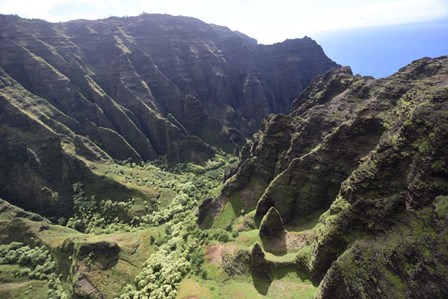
[312,20,448,78]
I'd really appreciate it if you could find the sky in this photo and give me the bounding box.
[1,0,448,44]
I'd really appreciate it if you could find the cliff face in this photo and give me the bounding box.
[0,13,337,215]
[0,13,337,159]
[0,68,141,217]
[204,56,448,297]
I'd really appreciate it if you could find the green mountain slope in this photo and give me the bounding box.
[1,13,447,299]
[0,13,336,217]
[202,56,448,298]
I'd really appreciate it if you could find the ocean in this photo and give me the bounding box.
[312,20,448,78]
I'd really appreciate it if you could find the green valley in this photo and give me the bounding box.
[0,13,447,299]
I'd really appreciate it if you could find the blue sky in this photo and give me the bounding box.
[1,0,448,44]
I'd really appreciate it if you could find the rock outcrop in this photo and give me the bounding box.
[204,56,448,298]
[259,207,285,240]
[250,242,271,281]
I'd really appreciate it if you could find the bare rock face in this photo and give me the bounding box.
[206,56,448,298]
[77,241,120,271]
[74,276,105,299]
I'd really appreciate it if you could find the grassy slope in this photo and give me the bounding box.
[0,150,321,298]
[177,209,322,298]
[0,264,48,299]
[0,153,236,297]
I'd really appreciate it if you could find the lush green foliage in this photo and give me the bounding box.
[118,217,203,299]
[116,153,236,298]
[0,242,55,279]
[67,152,237,235]
[67,182,133,234]
[1,153,239,298]
[0,242,68,298]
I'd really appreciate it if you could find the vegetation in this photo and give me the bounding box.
[66,182,134,234]
[0,242,67,298]
[1,47,446,298]
[0,151,245,298]
[0,145,327,298]
[0,149,321,298]
[113,152,240,298]
[0,242,55,280]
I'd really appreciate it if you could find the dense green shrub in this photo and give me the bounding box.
[115,153,237,298]
[0,242,68,298]
[0,242,55,279]
[67,183,133,234]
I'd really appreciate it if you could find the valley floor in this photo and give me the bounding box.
[0,152,320,299]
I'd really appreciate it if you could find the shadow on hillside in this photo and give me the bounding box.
[252,273,272,295]
[252,265,319,295]
[261,232,287,256]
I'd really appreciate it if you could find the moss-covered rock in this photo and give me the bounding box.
[250,242,272,281]
[259,207,285,239]
[317,202,448,299]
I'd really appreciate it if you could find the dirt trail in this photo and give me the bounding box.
[0,280,36,290]
[205,243,237,265]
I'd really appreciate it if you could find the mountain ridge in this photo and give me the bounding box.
[0,13,337,216]
[0,13,337,154]
[202,55,448,298]
[2,13,446,299]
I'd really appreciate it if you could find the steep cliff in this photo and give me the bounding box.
[0,68,147,217]
[0,13,336,216]
[0,13,337,160]
[203,56,448,298]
